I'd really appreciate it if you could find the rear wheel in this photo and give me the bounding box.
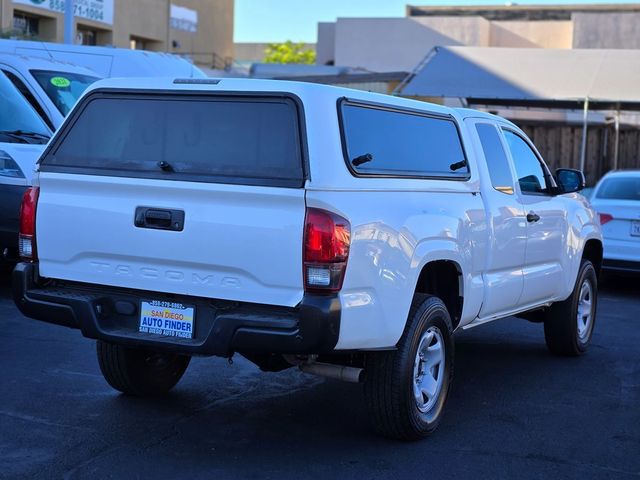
[364,295,454,440]
[544,260,597,356]
[96,341,190,396]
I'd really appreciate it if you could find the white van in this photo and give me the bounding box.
[0,39,205,79]
[0,71,50,264]
[0,53,101,130]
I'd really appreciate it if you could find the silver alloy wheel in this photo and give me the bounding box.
[576,279,594,341]
[413,326,445,413]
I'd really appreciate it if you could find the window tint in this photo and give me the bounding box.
[503,130,548,194]
[596,177,640,201]
[475,123,514,194]
[341,104,468,178]
[46,95,304,187]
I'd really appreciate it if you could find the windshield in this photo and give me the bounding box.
[596,176,640,201]
[0,72,51,143]
[31,69,100,116]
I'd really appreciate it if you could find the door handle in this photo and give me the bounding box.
[145,209,172,226]
[526,212,540,223]
[134,207,185,231]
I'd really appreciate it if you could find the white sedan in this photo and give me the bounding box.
[590,170,640,272]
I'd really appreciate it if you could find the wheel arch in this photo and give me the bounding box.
[413,259,464,329]
[582,238,603,276]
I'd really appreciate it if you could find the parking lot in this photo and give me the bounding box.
[0,273,637,480]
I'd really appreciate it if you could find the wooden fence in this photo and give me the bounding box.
[516,122,640,185]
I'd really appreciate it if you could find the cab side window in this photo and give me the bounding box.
[503,130,549,194]
[340,103,469,178]
[475,123,514,194]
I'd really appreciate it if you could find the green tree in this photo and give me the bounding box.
[264,41,315,64]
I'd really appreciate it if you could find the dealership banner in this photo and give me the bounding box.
[13,0,114,25]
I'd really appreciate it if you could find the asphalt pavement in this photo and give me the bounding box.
[0,273,639,480]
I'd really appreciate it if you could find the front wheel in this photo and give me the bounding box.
[544,259,598,356]
[364,295,454,440]
[96,341,190,396]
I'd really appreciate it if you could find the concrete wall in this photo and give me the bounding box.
[317,10,640,72]
[112,0,169,49]
[316,22,335,65]
[323,16,570,71]
[490,20,573,48]
[333,16,490,72]
[572,12,640,49]
[171,0,234,67]
[1,0,234,67]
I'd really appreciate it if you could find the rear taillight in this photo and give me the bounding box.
[19,186,39,261]
[303,208,351,293]
[599,213,613,225]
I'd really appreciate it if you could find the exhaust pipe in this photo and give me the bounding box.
[299,362,363,383]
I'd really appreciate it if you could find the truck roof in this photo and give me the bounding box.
[454,107,518,127]
[81,77,520,129]
[82,76,458,117]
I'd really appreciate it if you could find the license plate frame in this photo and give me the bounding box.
[631,221,640,237]
[139,300,195,339]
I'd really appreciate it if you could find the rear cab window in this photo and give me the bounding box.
[339,100,469,179]
[41,92,306,188]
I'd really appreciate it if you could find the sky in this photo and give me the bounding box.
[234,0,638,43]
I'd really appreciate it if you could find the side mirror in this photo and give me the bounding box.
[555,168,585,194]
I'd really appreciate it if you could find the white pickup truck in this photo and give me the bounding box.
[13,78,603,440]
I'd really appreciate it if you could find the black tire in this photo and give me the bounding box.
[364,294,454,440]
[544,260,597,356]
[96,341,190,396]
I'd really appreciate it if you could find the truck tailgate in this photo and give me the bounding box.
[35,91,307,307]
[36,172,305,307]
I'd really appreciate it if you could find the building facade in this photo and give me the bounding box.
[317,4,640,71]
[0,0,233,68]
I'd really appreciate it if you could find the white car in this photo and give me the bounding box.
[13,78,602,439]
[0,71,50,264]
[590,170,640,272]
[0,53,100,130]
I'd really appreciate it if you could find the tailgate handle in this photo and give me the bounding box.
[134,207,185,231]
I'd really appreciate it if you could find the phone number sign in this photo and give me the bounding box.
[14,0,114,25]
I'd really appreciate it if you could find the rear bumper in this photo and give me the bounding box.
[13,263,340,357]
[603,237,640,263]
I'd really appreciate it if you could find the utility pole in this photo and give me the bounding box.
[579,98,589,174]
[64,0,74,44]
[166,0,172,51]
